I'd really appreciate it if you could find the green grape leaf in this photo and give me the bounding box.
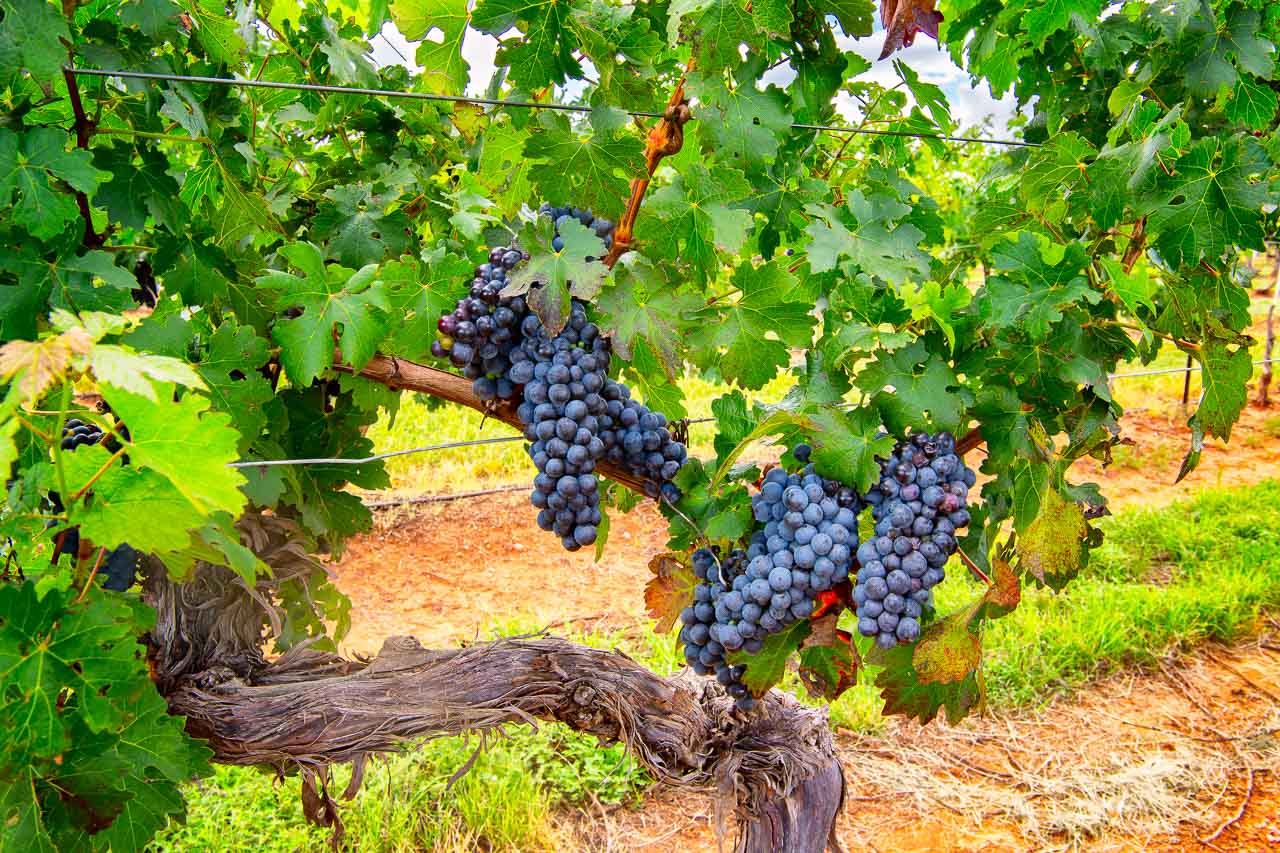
[87,345,205,400]
[260,242,390,385]
[98,387,248,518]
[196,321,273,451]
[728,619,811,696]
[688,68,793,166]
[1191,339,1252,442]
[503,218,608,335]
[0,768,55,853]
[1225,76,1278,131]
[898,280,972,352]
[856,339,969,433]
[120,0,183,38]
[703,494,753,540]
[804,192,930,283]
[709,406,811,489]
[92,144,183,233]
[797,613,860,701]
[393,0,471,92]
[381,249,474,362]
[0,128,109,240]
[0,0,70,82]
[824,0,873,35]
[0,584,142,754]
[692,260,816,390]
[807,406,895,494]
[1019,132,1097,214]
[312,184,413,268]
[1144,136,1270,267]
[643,163,752,286]
[709,390,755,471]
[752,0,792,36]
[1098,257,1159,316]
[523,112,643,218]
[473,0,580,88]
[595,257,702,376]
[1024,0,1104,50]
[981,235,1097,338]
[180,0,247,63]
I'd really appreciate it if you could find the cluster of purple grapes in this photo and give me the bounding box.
[598,383,685,504]
[431,206,617,403]
[514,302,612,551]
[855,432,975,649]
[432,203,691,551]
[48,418,139,591]
[431,245,530,401]
[679,545,756,710]
[60,418,104,450]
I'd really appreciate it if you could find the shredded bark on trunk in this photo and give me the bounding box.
[146,515,845,852]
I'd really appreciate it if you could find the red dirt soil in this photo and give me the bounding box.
[333,402,1280,655]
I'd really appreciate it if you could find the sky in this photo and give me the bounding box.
[368,17,1019,134]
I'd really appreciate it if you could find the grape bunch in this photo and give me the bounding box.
[854,432,975,649]
[431,205,616,402]
[679,545,757,710]
[431,246,529,402]
[599,381,685,504]
[513,302,612,551]
[60,418,104,451]
[746,447,859,607]
[48,417,141,591]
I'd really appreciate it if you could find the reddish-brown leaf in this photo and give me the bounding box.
[878,0,944,60]
[798,614,860,701]
[644,551,699,635]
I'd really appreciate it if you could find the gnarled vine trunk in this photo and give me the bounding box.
[146,515,845,852]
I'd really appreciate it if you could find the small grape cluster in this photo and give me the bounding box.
[599,381,685,504]
[431,247,529,401]
[60,418,104,451]
[49,417,140,591]
[679,545,756,711]
[514,302,612,551]
[855,432,975,649]
[432,205,616,402]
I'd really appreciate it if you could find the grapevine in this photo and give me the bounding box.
[0,0,1275,850]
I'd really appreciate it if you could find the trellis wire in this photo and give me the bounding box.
[226,359,1278,471]
[66,67,1038,148]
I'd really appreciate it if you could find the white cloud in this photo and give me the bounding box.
[368,20,1018,132]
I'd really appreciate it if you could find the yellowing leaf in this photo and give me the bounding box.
[1019,488,1089,590]
[644,552,699,634]
[0,329,92,408]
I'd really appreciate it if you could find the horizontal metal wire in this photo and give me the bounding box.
[224,358,1279,470]
[226,417,717,468]
[66,66,1037,148]
[1108,357,1276,380]
[226,435,528,468]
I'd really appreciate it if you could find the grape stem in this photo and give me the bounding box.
[956,547,991,587]
[61,66,107,248]
[68,447,127,504]
[333,354,656,498]
[75,547,107,603]
[602,65,695,267]
[955,427,984,456]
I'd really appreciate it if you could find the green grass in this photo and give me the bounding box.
[160,481,1280,851]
